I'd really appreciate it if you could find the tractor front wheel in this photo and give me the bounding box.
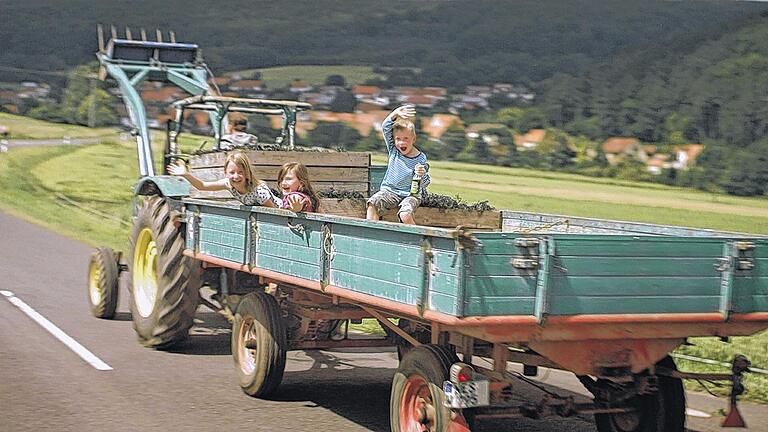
[87,247,120,319]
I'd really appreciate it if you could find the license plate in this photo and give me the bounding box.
[443,380,490,408]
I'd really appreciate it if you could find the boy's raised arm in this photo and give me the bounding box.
[382,105,416,152]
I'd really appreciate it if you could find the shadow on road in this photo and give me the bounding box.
[166,312,232,356]
[273,349,394,432]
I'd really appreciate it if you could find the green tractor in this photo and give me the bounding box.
[86,29,311,348]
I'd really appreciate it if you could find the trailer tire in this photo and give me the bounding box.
[391,344,473,432]
[595,356,685,432]
[87,247,119,319]
[129,196,200,348]
[232,291,287,397]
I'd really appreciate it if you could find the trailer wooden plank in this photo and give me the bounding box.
[464,297,536,316]
[548,276,721,297]
[553,257,720,277]
[429,291,460,316]
[189,150,370,168]
[331,269,419,305]
[191,166,369,182]
[464,275,537,297]
[428,271,460,296]
[332,254,422,285]
[474,234,726,256]
[258,238,320,266]
[257,254,320,280]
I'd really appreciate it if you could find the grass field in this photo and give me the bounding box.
[233,65,384,88]
[1,116,767,403]
[0,113,116,139]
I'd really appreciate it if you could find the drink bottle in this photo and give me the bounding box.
[410,171,422,197]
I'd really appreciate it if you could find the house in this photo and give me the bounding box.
[141,86,182,104]
[646,154,671,175]
[213,76,232,87]
[401,94,435,108]
[229,79,263,92]
[351,85,381,100]
[289,80,312,93]
[465,123,506,141]
[672,144,705,170]
[465,85,492,98]
[601,137,646,164]
[421,114,462,140]
[514,129,546,150]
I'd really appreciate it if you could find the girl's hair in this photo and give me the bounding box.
[277,162,321,212]
[225,151,263,188]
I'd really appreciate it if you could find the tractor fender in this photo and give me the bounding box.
[134,175,191,198]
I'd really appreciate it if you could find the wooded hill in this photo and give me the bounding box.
[526,11,768,195]
[1,0,765,87]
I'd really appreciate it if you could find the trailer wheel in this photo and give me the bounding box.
[87,247,119,319]
[595,356,685,432]
[129,196,200,348]
[391,344,472,432]
[232,291,287,397]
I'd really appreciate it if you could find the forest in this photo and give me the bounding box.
[3,1,768,196]
[1,0,764,86]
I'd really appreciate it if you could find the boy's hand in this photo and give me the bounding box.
[414,163,426,177]
[392,104,416,120]
[167,161,188,176]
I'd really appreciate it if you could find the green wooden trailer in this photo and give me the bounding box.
[86,32,768,432]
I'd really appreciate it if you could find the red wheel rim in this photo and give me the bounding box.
[400,373,435,432]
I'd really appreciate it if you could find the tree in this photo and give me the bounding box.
[325,74,346,87]
[329,89,356,113]
[548,137,577,169]
[440,124,468,160]
[307,121,361,150]
[56,63,118,126]
[722,142,768,196]
[354,131,383,152]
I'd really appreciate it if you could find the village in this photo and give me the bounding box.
[0,76,703,173]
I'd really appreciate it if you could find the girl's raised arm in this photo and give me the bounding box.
[167,163,228,191]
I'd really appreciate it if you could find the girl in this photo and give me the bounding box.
[277,162,321,213]
[167,152,279,207]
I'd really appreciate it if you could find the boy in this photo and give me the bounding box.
[366,105,430,224]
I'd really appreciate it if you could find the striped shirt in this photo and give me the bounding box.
[380,117,430,198]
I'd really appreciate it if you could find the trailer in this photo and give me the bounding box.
[87,31,768,431]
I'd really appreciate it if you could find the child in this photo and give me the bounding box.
[366,105,430,224]
[277,162,321,213]
[167,151,279,207]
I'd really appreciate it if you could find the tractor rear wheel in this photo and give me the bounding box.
[232,291,287,397]
[129,196,200,348]
[87,247,119,319]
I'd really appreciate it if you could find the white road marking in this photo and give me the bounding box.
[686,408,712,418]
[1,290,112,371]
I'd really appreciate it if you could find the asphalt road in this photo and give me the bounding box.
[1,210,766,432]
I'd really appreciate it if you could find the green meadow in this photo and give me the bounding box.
[233,65,384,89]
[1,116,766,403]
